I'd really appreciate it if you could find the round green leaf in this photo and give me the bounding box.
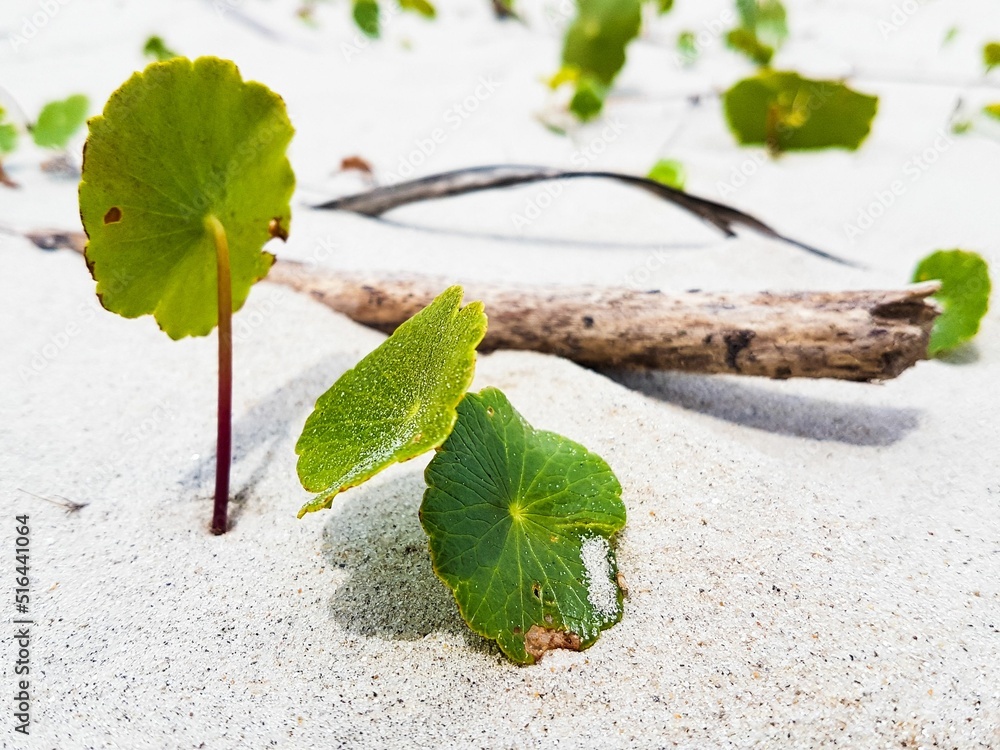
[421,387,626,664]
[569,76,607,122]
[80,57,294,339]
[723,71,878,153]
[647,158,686,191]
[32,94,88,150]
[912,250,991,355]
[562,0,642,88]
[296,286,487,518]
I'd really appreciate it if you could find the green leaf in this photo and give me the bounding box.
[569,76,607,121]
[0,123,16,155]
[728,0,787,66]
[741,0,787,47]
[654,0,673,13]
[984,103,1000,120]
[726,27,774,66]
[143,35,179,61]
[421,387,626,664]
[296,286,487,517]
[32,94,88,150]
[647,158,686,191]
[0,107,17,155]
[353,0,380,37]
[984,41,1000,72]
[912,250,991,355]
[562,0,642,88]
[676,30,698,65]
[399,0,436,18]
[723,70,878,153]
[79,57,295,339]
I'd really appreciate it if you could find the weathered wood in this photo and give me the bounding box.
[267,261,940,382]
[30,229,939,381]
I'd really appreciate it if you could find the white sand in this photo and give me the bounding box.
[2,0,999,747]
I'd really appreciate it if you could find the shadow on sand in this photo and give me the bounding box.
[609,370,921,447]
[321,473,496,654]
[176,353,354,518]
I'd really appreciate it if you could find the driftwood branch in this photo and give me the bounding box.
[27,229,938,381]
[314,165,859,267]
[268,261,939,382]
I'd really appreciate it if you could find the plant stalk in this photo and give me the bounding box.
[206,215,233,535]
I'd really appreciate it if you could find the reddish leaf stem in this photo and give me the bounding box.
[207,215,233,535]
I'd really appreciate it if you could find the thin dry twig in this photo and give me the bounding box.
[314,164,859,267]
[17,488,88,514]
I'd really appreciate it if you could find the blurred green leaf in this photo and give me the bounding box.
[142,35,179,61]
[654,0,673,12]
[676,30,698,65]
[569,76,607,121]
[726,27,773,66]
[912,250,991,355]
[296,286,487,517]
[422,387,626,664]
[984,41,1000,72]
[559,0,641,119]
[353,0,380,37]
[723,70,878,153]
[0,107,17,155]
[728,0,787,65]
[984,103,1000,120]
[563,0,641,85]
[79,57,294,339]
[647,158,686,191]
[32,94,89,150]
[399,0,436,17]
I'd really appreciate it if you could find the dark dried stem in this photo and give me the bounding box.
[314,164,859,267]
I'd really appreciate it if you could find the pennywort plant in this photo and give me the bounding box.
[79,57,295,534]
[31,94,89,151]
[723,71,878,154]
[0,93,89,186]
[912,250,991,356]
[296,288,627,663]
